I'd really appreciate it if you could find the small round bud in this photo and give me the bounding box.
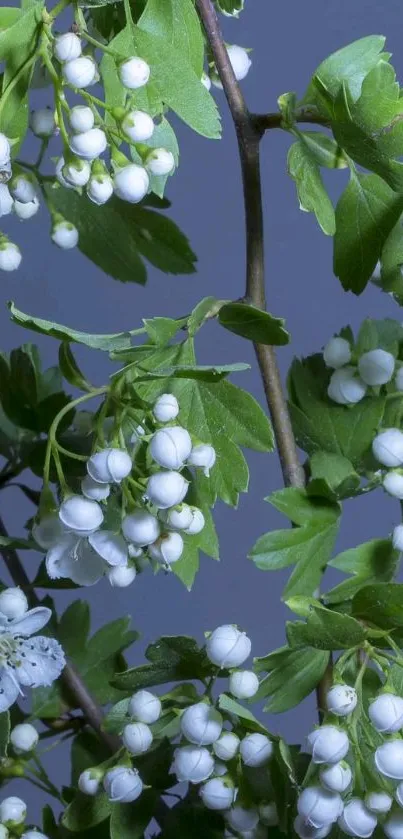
[103,766,143,803]
[145,148,175,176]
[297,787,343,828]
[338,799,377,838]
[384,471,403,499]
[69,105,94,134]
[10,724,38,754]
[395,367,403,392]
[307,726,349,764]
[122,722,153,755]
[147,471,188,509]
[385,813,403,839]
[374,740,403,779]
[358,349,395,386]
[54,33,82,62]
[88,530,128,567]
[0,797,27,826]
[10,176,36,204]
[153,393,179,422]
[150,426,192,470]
[32,515,64,549]
[172,745,214,783]
[14,198,40,220]
[323,337,351,369]
[0,184,13,217]
[63,158,91,187]
[122,511,160,546]
[365,791,392,814]
[81,476,110,501]
[122,110,154,143]
[213,760,227,776]
[0,134,11,166]
[326,684,357,716]
[183,507,205,535]
[320,762,352,793]
[327,367,367,405]
[119,57,150,89]
[0,588,28,620]
[107,565,136,587]
[373,428,403,467]
[368,693,403,733]
[87,449,132,483]
[229,669,259,699]
[180,702,223,745]
[148,531,184,564]
[200,777,234,810]
[58,496,103,534]
[187,443,216,476]
[201,72,211,91]
[129,690,161,723]
[239,732,273,767]
[113,164,149,203]
[0,241,21,271]
[164,504,194,530]
[393,525,403,552]
[51,221,78,250]
[78,768,101,796]
[213,731,240,761]
[87,174,113,205]
[30,107,55,138]
[259,803,279,826]
[55,157,75,190]
[226,805,259,833]
[62,57,97,89]
[226,44,251,80]
[294,815,332,839]
[206,624,251,668]
[69,128,107,161]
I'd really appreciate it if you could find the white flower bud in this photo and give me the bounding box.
[323,337,351,369]
[0,184,13,217]
[338,799,377,838]
[226,806,259,832]
[62,57,97,89]
[150,426,192,470]
[147,471,188,509]
[59,496,103,534]
[240,733,273,767]
[55,157,75,189]
[88,530,127,567]
[180,702,223,745]
[87,449,132,483]
[213,731,240,761]
[320,762,352,793]
[129,689,161,723]
[54,33,82,62]
[184,507,205,535]
[298,787,343,828]
[122,722,153,755]
[201,72,212,91]
[10,724,38,754]
[69,128,107,161]
[384,471,403,499]
[259,803,279,826]
[393,526,403,554]
[326,684,357,716]
[0,134,11,166]
[200,777,234,810]
[213,760,228,776]
[385,813,403,839]
[145,148,175,176]
[107,564,137,587]
[369,693,403,733]
[229,670,259,699]
[0,588,28,620]
[87,174,113,205]
[164,504,194,530]
[10,176,36,204]
[52,221,78,250]
[63,158,91,188]
[396,782,403,807]
[148,531,184,564]
[69,105,94,134]
[294,815,332,839]
[103,766,143,803]
[81,476,110,501]
[188,443,216,476]
[172,745,214,783]
[119,57,150,89]
[373,429,403,467]
[307,726,349,764]
[375,740,403,779]
[365,791,392,814]
[395,367,403,391]
[30,108,55,138]
[14,198,40,220]
[358,349,395,386]
[122,511,160,546]
[0,242,21,271]
[122,110,154,143]
[226,44,252,81]
[0,826,8,839]
[78,768,101,796]
[0,797,27,826]
[327,367,367,405]
[206,624,251,668]
[21,833,47,839]
[153,394,179,422]
[113,164,149,203]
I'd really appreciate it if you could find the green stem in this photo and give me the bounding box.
[48,0,71,20]
[35,137,50,169]
[80,28,120,59]
[31,754,63,801]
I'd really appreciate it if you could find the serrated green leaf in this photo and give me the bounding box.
[187,296,222,336]
[352,583,403,629]
[254,647,329,713]
[218,693,269,734]
[110,791,156,839]
[138,0,204,76]
[218,303,289,345]
[268,487,339,526]
[143,317,182,346]
[287,138,335,235]
[112,635,216,691]
[308,450,361,500]
[303,36,386,109]
[62,792,111,832]
[298,132,347,169]
[0,3,43,143]
[8,302,139,350]
[58,343,93,391]
[287,605,365,650]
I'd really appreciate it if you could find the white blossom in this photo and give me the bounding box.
[119,57,150,89]
[297,786,343,828]
[0,184,13,217]
[307,726,349,764]
[59,496,103,534]
[372,429,403,467]
[10,723,38,753]
[188,443,216,476]
[87,530,128,567]
[374,740,403,779]
[225,805,259,833]
[122,510,160,546]
[213,731,240,761]
[206,624,251,668]
[326,684,357,716]
[327,367,367,405]
[338,799,377,838]
[129,689,161,723]
[103,766,143,803]
[183,507,205,535]
[87,174,113,205]
[122,722,153,755]
[172,745,214,783]
[150,426,192,470]
[62,57,97,89]
[0,797,26,826]
[239,732,273,767]
[153,393,179,422]
[30,108,56,138]
[0,134,11,167]
[54,33,82,62]
[107,565,137,587]
[358,349,395,386]
[63,158,91,187]
[393,524,403,551]
[146,471,188,509]
[69,105,94,134]
[384,471,403,499]
[148,532,184,564]
[294,815,333,839]
[69,128,107,161]
[0,588,28,620]
[87,448,132,483]
[365,791,392,814]
[226,44,252,80]
[180,702,223,745]
[229,669,259,699]
[46,533,107,586]
[369,693,403,733]
[10,176,36,204]
[0,242,22,272]
[320,762,352,793]
[163,504,194,531]
[78,768,101,796]
[32,515,65,549]
[81,476,110,501]
[200,777,234,810]
[385,813,403,839]
[14,198,40,220]
[145,148,175,176]
[323,337,351,369]
[55,158,75,190]
[51,221,79,250]
[113,164,149,203]
[122,110,155,142]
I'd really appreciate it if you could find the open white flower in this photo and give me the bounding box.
[0,604,65,711]
[46,533,109,585]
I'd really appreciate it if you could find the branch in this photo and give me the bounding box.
[253,109,331,132]
[0,514,120,753]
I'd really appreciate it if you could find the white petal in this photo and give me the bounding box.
[0,668,21,711]
[17,637,65,687]
[9,607,51,638]
[46,534,79,578]
[46,536,105,586]
[88,530,128,567]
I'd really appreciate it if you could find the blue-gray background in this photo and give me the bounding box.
[1,0,401,820]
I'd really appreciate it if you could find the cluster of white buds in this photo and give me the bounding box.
[34,394,216,588]
[0,795,48,838]
[372,428,403,501]
[324,336,398,406]
[0,131,41,271]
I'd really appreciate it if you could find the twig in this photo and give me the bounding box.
[253,109,331,132]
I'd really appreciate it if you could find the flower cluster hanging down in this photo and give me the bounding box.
[323,337,401,406]
[0,794,48,839]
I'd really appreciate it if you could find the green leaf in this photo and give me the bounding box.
[187,296,221,337]
[133,117,179,198]
[132,362,250,382]
[44,187,197,283]
[110,792,156,839]
[58,343,92,391]
[215,0,244,16]
[8,302,140,351]
[217,693,269,734]
[308,450,361,500]
[143,317,183,347]
[268,487,339,526]
[218,303,289,346]
[62,792,111,832]
[138,0,204,76]
[0,3,43,143]
[334,172,403,295]
[0,8,21,29]
[112,635,217,691]
[286,605,366,650]
[352,583,403,629]
[304,36,386,106]
[254,646,329,713]
[298,132,347,169]
[287,138,335,235]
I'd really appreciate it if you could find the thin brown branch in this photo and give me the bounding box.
[253,109,331,132]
